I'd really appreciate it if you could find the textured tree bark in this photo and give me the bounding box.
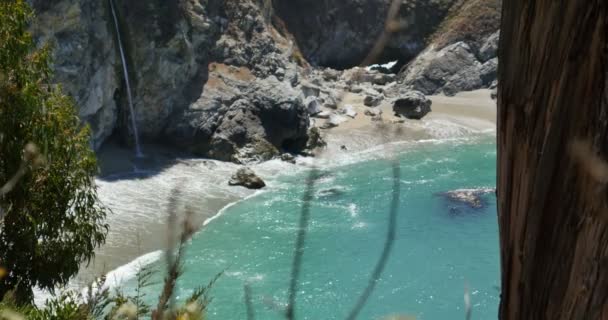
[497,1,608,319]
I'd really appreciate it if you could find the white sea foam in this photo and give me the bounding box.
[203,189,266,226]
[103,250,163,290]
[347,203,358,218]
[34,250,162,307]
[351,221,368,230]
[365,60,398,71]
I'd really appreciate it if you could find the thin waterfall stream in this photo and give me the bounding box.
[108,0,143,157]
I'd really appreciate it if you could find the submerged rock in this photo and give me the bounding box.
[393,91,432,119]
[316,187,346,199]
[440,188,496,209]
[229,167,266,189]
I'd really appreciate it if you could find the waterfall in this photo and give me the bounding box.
[108,0,142,157]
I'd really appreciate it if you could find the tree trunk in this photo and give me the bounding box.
[497,1,608,319]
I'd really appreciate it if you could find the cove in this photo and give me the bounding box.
[122,136,499,320]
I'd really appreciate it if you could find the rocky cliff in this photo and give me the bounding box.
[273,0,458,70]
[31,0,119,149]
[29,0,500,160]
[400,0,501,95]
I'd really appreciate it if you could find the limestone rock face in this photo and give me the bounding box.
[479,30,500,62]
[32,0,309,161]
[30,0,501,158]
[165,64,309,163]
[30,0,119,149]
[113,0,309,162]
[440,188,496,209]
[402,42,485,96]
[399,0,501,95]
[111,0,223,142]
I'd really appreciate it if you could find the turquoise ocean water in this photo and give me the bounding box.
[127,136,499,320]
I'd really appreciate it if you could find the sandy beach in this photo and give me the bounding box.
[318,89,496,156]
[74,89,496,289]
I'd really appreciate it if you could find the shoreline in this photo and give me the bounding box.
[68,89,497,293]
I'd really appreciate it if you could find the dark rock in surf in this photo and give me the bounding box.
[229,167,266,189]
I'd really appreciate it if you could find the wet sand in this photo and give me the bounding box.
[75,143,251,286]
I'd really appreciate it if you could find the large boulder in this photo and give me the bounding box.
[393,91,432,119]
[165,65,310,163]
[228,167,266,189]
[398,0,501,96]
[479,31,500,62]
[480,57,498,86]
[402,42,484,96]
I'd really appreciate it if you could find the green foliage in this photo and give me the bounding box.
[0,0,108,302]
[0,265,219,320]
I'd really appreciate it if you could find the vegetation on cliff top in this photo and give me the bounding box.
[432,0,501,48]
